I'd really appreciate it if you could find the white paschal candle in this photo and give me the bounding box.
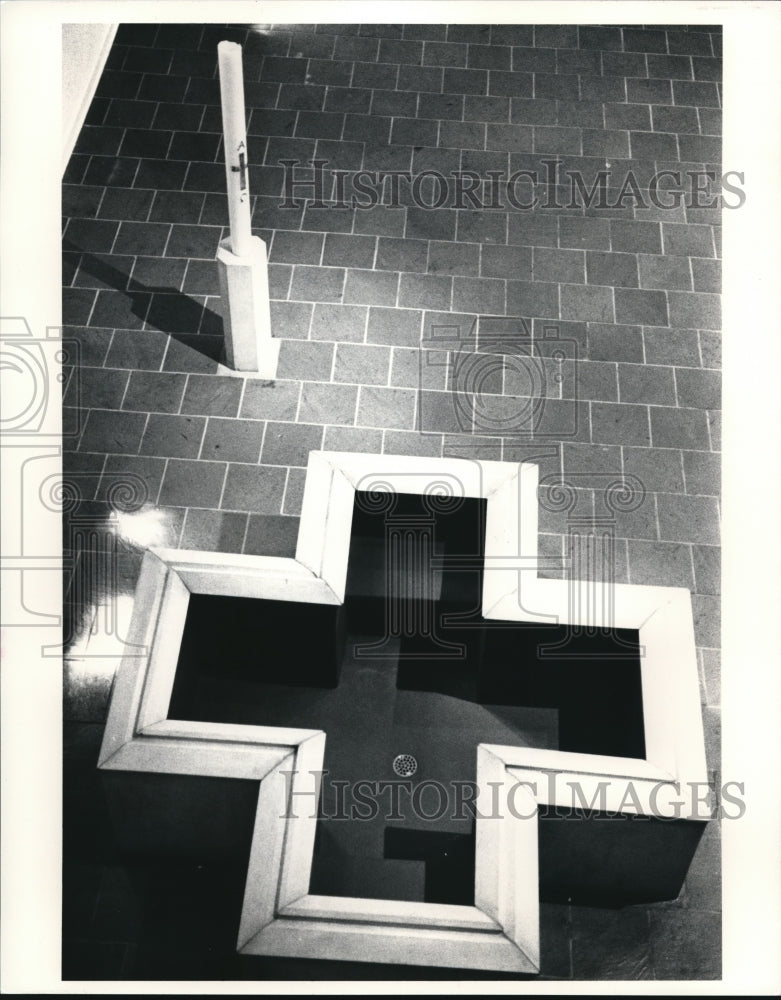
[218,41,253,257]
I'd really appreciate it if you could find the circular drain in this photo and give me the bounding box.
[393,753,418,778]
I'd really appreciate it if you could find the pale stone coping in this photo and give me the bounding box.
[97,545,540,972]
[97,451,710,971]
[295,450,539,607]
[238,742,540,972]
[485,577,709,810]
[98,549,342,762]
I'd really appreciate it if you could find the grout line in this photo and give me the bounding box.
[687,541,698,592]
[159,222,174,258]
[239,509,252,553]
[196,416,209,461]
[116,369,132,412]
[93,185,110,221]
[176,374,190,416]
[135,412,151,457]
[292,379,304,422]
[671,366,681,408]
[651,491,661,542]
[74,283,100,330]
[236,372,250,419]
[696,330,706,370]
[215,459,230,511]
[257,419,268,464]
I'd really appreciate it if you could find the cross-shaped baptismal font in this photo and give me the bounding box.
[99,452,711,973]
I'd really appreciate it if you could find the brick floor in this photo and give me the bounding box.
[62,20,722,982]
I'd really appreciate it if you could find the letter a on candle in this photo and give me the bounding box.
[218,41,253,257]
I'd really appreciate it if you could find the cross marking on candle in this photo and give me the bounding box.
[231,141,248,199]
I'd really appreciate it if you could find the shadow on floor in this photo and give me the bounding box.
[64,242,224,361]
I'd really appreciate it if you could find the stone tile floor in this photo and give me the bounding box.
[62,20,722,981]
